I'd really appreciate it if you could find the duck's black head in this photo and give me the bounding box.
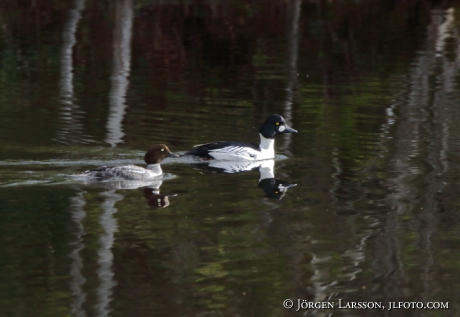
[144,144,179,165]
[259,114,298,139]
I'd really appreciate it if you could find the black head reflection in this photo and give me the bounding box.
[143,188,177,208]
[258,178,297,200]
[189,159,296,200]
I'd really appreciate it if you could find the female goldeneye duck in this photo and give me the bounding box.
[184,114,297,161]
[84,144,178,181]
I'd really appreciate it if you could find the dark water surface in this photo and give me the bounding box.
[1,1,460,316]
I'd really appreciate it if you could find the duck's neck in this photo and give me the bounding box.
[259,134,275,158]
[147,163,162,174]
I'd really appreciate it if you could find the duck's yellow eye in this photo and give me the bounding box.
[161,148,165,151]
[276,122,280,126]
[275,191,279,194]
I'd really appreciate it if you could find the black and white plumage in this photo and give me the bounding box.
[83,144,178,181]
[184,114,297,161]
[187,141,261,161]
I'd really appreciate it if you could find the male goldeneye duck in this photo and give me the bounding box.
[84,144,178,181]
[184,114,297,161]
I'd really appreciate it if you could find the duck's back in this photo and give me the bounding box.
[185,141,260,160]
[84,165,152,180]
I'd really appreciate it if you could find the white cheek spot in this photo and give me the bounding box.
[278,125,285,132]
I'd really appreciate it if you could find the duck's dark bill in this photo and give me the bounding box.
[167,152,180,158]
[284,126,298,133]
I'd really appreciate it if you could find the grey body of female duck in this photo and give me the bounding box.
[84,144,178,181]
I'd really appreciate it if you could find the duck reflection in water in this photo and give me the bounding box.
[143,187,177,208]
[257,160,296,200]
[80,177,177,208]
[81,177,164,190]
[199,159,297,200]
